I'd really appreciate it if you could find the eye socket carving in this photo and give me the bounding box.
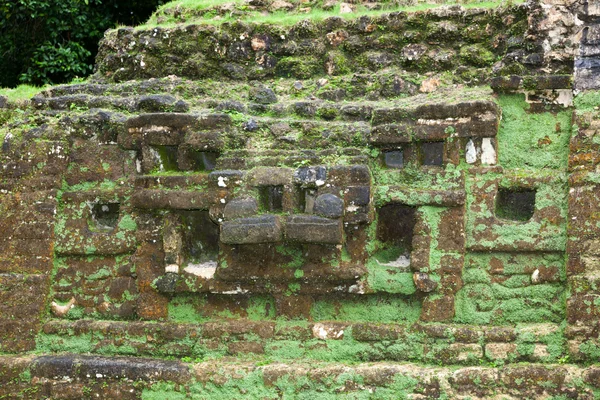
[495,188,536,222]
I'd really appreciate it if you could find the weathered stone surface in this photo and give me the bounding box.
[31,355,191,383]
[249,86,278,104]
[0,3,597,397]
[0,274,49,352]
[313,193,344,218]
[413,272,438,292]
[221,215,282,244]
[293,166,327,187]
[285,215,342,244]
[223,197,258,220]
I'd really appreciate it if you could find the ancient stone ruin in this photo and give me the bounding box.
[0,0,600,397]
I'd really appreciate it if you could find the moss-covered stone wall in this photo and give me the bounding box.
[0,0,599,398]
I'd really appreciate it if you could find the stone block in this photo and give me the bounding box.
[327,165,370,185]
[312,322,349,340]
[126,113,197,130]
[221,215,282,244]
[228,341,265,355]
[293,166,327,187]
[0,274,49,352]
[352,323,405,341]
[420,295,455,322]
[284,215,342,244]
[135,94,188,112]
[344,186,370,206]
[485,343,517,360]
[314,193,344,218]
[249,86,278,104]
[275,294,313,319]
[248,167,293,186]
[369,124,413,144]
[413,272,438,292]
[131,190,214,210]
[223,197,258,220]
[183,132,225,151]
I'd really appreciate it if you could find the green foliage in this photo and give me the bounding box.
[0,84,47,103]
[0,0,165,87]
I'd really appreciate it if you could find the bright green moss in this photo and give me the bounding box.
[366,263,416,295]
[168,295,205,323]
[310,295,421,324]
[117,215,137,231]
[573,90,600,112]
[496,94,572,170]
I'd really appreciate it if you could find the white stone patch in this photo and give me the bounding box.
[221,286,248,295]
[556,89,573,107]
[183,262,217,279]
[143,125,172,134]
[531,268,540,284]
[220,198,226,204]
[315,179,325,186]
[348,281,365,294]
[165,264,179,273]
[376,254,411,270]
[481,138,496,165]
[346,205,360,212]
[312,323,345,340]
[217,176,227,187]
[465,139,477,164]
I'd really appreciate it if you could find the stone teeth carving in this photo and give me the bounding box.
[465,139,477,164]
[481,138,496,165]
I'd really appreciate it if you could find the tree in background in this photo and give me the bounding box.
[0,0,164,88]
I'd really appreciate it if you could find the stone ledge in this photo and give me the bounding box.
[1,356,599,399]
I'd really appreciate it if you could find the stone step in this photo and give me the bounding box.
[94,4,532,82]
[1,354,598,399]
[35,319,581,365]
[150,0,510,26]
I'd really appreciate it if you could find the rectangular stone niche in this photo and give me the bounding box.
[297,187,317,213]
[186,151,218,171]
[495,188,536,221]
[90,202,120,231]
[151,145,179,171]
[421,141,444,166]
[260,185,284,212]
[148,145,219,172]
[376,204,417,256]
[178,210,220,270]
[384,149,404,168]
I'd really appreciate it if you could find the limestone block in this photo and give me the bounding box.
[284,215,342,244]
[314,193,344,218]
[221,215,283,244]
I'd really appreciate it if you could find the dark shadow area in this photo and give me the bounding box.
[376,204,417,252]
[91,202,120,230]
[260,185,284,212]
[421,141,444,166]
[495,188,536,221]
[178,210,220,264]
[384,150,404,168]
